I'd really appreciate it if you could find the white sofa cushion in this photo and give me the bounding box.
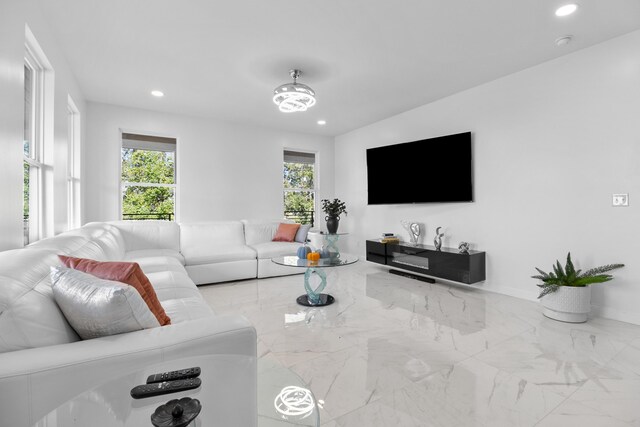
[30,236,107,261]
[110,220,180,252]
[184,246,257,266]
[145,271,203,301]
[64,223,126,260]
[250,242,300,259]
[124,249,185,265]
[180,222,255,266]
[185,261,257,286]
[132,256,186,275]
[242,219,293,246]
[161,297,215,323]
[0,249,80,353]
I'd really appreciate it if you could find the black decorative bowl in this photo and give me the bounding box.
[151,397,202,427]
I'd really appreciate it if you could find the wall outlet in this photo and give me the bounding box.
[612,193,629,207]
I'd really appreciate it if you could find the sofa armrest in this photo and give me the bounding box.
[0,314,256,427]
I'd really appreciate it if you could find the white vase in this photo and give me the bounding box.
[540,286,591,323]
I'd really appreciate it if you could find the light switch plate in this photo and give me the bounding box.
[612,193,629,207]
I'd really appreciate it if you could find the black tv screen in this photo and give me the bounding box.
[367,132,473,204]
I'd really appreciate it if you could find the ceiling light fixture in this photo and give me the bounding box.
[317,120,326,125]
[273,69,316,113]
[151,90,164,97]
[555,4,578,16]
[555,35,573,46]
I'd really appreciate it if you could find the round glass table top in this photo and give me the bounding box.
[271,254,358,268]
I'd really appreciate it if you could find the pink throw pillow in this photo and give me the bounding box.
[272,223,301,242]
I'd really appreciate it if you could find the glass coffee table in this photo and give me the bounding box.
[271,255,358,307]
[31,354,319,426]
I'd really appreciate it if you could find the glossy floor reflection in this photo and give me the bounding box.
[199,263,640,427]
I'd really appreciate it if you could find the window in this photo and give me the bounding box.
[67,96,81,230]
[121,133,176,221]
[283,150,316,226]
[23,48,44,245]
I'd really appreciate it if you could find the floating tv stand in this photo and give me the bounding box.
[366,240,486,284]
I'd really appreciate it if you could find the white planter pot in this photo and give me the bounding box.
[540,286,591,323]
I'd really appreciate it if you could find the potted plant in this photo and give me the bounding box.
[321,198,347,234]
[532,253,624,323]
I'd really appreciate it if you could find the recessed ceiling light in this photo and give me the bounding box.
[555,35,573,46]
[555,4,578,17]
[317,120,326,125]
[151,90,164,97]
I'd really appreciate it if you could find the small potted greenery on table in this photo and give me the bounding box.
[321,199,347,234]
[532,252,624,323]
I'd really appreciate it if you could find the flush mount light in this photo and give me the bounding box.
[555,4,578,16]
[555,35,573,46]
[273,69,316,113]
[317,120,326,125]
[151,90,164,97]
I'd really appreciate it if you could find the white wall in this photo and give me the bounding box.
[84,103,334,223]
[335,30,640,324]
[0,0,86,251]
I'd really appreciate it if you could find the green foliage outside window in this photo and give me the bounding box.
[121,149,175,219]
[23,161,29,219]
[283,162,315,224]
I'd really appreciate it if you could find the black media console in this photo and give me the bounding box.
[366,240,486,284]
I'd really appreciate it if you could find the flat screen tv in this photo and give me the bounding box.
[367,132,473,204]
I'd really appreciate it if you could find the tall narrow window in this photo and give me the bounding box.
[121,133,176,221]
[23,49,44,245]
[283,150,316,226]
[67,96,81,230]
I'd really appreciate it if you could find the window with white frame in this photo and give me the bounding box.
[67,96,81,230]
[283,150,316,226]
[121,133,176,221]
[23,49,45,245]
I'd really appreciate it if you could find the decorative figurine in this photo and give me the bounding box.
[151,397,202,427]
[434,227,444,251]
[401,220,421,245]
[458,241,470,254]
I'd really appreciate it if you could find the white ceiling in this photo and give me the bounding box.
[38,0,640,137]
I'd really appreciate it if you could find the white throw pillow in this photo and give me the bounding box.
[294,224,312,243]
[50,266,160,340]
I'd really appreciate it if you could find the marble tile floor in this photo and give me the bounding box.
[198,262,640,427]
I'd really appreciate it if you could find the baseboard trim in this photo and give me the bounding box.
[592,305,640,326]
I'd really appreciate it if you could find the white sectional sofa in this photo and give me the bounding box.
[0,221,258,427]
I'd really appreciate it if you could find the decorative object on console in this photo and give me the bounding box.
[532,252,624,323]
[50,266,160,340]
[401,220,421,245]
[273,223,301,242]
[321,198,347,234]
[273,69,316,113]
[151,397,202,427]
[458,242,470,254]
[380,236,400,244]
[297,243,311,260]
[58,255,171,326]
[434,227,444,251]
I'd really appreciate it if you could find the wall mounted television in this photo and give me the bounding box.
[367,132,473,205]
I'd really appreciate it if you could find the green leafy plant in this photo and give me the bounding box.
[532,252,624,299]
[321,198,347,217]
